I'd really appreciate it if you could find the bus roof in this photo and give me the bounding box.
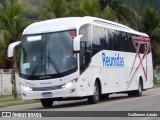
[23,16,149,37]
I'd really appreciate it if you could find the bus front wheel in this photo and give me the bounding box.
[40,99,53,108]
[88,81,100,104]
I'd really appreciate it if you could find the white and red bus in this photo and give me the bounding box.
[8,17,153,107]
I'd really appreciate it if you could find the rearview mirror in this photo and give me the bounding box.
[8,41,21,58]
[73,35,83,52]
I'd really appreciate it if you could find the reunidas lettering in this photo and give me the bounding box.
[102,52,125,67]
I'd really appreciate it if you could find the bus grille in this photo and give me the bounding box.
[32,86,62,91]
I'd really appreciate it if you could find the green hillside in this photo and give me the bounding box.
[123,0,160,13]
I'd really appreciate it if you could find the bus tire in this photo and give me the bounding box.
[88,81,100,104]
[128,80,143,97]
[40,99,53,108]
[128,91,135,97]
[134,80,143,97]
[100,94,109,100]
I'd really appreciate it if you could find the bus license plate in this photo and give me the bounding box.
[42,92,52,97]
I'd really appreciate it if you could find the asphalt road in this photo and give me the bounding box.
[0,88,160,120]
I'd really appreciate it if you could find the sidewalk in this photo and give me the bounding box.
[0,95,39,108]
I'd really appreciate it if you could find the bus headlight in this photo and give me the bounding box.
[20,84,33,91]
[61,79,78,89]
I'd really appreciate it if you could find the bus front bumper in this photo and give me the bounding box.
[21,85,80,100]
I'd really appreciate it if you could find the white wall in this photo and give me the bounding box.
[0,70,20,96]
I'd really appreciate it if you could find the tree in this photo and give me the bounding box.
[79,0,99,16]
[36,0,100,19]
[0,0,30,98]
[141,6,160,66]
[17,0,40,20]
[141,6,160,36]
[100,0,141,30]
[37,0,68,20]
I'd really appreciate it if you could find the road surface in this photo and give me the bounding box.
[0,88,160,120]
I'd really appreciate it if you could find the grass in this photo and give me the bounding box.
[6,100,40,107]
[154,82,160,88]
[0,98,21,102]
[0,95,40,107]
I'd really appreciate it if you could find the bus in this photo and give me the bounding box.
[8,16,153,108]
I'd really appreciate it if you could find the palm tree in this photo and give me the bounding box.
[99,4,118,22]
[65,0,100,17]
[17,0,40,20]
[36,0,100,19]
[99,0,141,30]
[65,0,80,16]
[141,6,160,36]
[0,0,30,62]
[0,0,31,98]
[37,0,68,20]
[79,0,99,16]
[141,6,160,66]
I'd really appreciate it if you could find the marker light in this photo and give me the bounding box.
[69,30,76,37]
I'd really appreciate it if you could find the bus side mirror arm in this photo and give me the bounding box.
[8,41,21,58]
[73,35,83,52]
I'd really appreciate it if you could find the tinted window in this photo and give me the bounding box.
[119,32,129,52]
[92,25,149,54]
[79,24,91,73]
[129,34,136,53]
[100,28,108,50]
[92,25,101,51]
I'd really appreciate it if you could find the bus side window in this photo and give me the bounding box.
[79,24,91,73]
[129,34,135,53]
[113,30,119,51]
[107,29,114,50]
[139,36,145,54]
[80,42,85,68]
[119,31,126,51]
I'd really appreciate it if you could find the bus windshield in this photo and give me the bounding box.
[20,31,77,79]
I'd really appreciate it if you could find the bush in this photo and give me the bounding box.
[154,76,160,84]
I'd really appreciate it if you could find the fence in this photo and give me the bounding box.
[0,69,20,96]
